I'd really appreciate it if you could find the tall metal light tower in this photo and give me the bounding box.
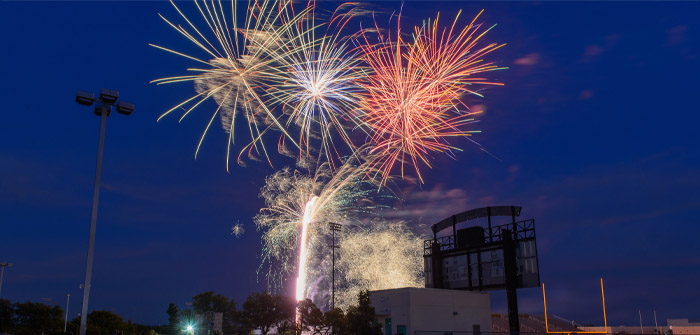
[0,262,14,298]
[75,89,134,335]
[328,222,341,309]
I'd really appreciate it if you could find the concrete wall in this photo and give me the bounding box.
[668,326,700,335]
[668,319,700,327]
[371,287,491,335]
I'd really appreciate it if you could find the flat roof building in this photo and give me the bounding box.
[370,287,491,335]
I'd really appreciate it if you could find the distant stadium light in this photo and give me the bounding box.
[0,262,14,298]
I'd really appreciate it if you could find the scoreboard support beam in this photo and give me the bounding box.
[431,241,443,289]
[503,229,520,335]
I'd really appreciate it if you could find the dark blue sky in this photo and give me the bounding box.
[1,0,699,327]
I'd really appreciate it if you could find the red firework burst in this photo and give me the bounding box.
[358,10,506,183]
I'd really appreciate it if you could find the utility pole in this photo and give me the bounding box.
[654,310,660,335]
[639,310,644,335]
[0,262,14,298]
[75,89,134,335]
[329,223,341,309]
[65,293,71,333]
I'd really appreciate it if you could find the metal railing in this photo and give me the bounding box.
[424,219,536,256]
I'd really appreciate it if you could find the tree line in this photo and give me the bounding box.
[167,290,381,335]
[0,298,163,335]
[0,290,381,335]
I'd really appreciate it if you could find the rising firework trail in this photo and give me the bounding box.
[294,195,319,322]
[358,10,506,183]
[296,196,318,303]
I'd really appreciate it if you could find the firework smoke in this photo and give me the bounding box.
[334,220,425,309]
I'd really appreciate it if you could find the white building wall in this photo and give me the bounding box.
[371,287,491,335]
[668,319,700,327]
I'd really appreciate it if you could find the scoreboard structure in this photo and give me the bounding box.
[423,206,540,335]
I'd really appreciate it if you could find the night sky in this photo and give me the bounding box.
[1,0,699,328]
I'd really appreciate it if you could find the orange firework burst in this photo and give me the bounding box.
[358,10,506,183]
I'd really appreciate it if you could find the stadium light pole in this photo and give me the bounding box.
[75,89,134,335]
[0,262,14,298]
[328,223,341,309]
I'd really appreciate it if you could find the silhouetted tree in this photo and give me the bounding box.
[166,303,179,335]
[297,299,325,335]
[346,291,381,335]
[191,292,230,314]
[220,299,241,335]
[323,307,348,335]
[240,292,275,335]
[0,298,14,333]
[125,320,164,335]
[85,310,127,335]
[273,294,296,334]
[240,292,294,335]
[66,312,161,335]
[13,301,64,335]
[66,316,80,334]
[190,291,245,334]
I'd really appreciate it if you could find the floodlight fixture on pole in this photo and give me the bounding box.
[75,89,134,335]
[0,262,14,298]
[328,223,341,309]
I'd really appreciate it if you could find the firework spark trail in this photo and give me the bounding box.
[261,2,370,165]
[151,0,316,169]
[231,223,245,237]
[358,10,506,184]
